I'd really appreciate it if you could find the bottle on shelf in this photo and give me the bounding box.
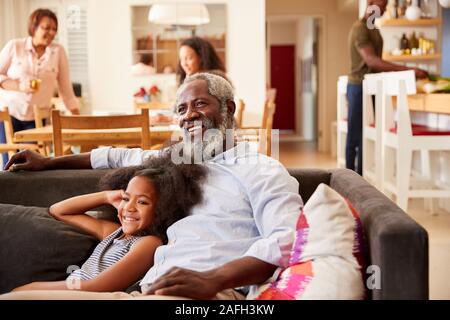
[397,0,407,18]
[391,0,399,19]
[418,34,435,55]
[409,32,419,49]
[420,0,432,19]
[400,33,410,51]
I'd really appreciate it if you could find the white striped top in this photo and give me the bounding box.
[67,227,141,281]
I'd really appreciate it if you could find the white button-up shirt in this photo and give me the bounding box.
[91,143,303,292]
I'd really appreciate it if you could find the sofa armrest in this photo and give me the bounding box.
[0,170,110,208]
[330,169,429,300]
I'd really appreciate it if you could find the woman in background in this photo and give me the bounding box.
[0,8,80,164]
[177,37,226,86]
[131,53,156,76]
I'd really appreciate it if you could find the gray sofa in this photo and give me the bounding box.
[0,168,428,299]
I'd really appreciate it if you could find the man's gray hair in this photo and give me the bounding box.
[176,72,235,112]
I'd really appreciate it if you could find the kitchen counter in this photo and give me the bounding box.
[394,93,450,114]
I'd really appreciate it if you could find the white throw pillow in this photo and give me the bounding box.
[253,183,366,300]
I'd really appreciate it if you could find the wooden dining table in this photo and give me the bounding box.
[14,124,182,151]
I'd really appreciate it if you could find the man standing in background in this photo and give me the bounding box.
[346,0,428,175]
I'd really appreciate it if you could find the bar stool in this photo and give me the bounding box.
[381,70,450,212]
[362,73,384,188]
[337,76,348,168]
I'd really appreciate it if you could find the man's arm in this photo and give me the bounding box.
[145,257,276,299]
[358,45,428,78]
[4,150,92,171]
[4,147,160,171]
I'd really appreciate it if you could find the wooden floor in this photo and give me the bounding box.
[278,141,337,169]
[279,141,450,300]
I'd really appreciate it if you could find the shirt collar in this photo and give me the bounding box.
[210,142,251,163]
[25,37,34,52]
[25,36,55,56]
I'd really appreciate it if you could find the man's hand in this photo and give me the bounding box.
[4,150,49,171]
[413,67,429,79]
[146,267,225,299]
[146,257,277,299]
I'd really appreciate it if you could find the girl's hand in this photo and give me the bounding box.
[105,190,124,209]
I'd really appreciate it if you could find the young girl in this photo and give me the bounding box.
[12,156,206,292]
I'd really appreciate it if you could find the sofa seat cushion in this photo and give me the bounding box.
[0,204,98,294]
[254,183,366,300]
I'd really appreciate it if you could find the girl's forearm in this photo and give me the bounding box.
[12,280,70,291]
[49,192,108,217]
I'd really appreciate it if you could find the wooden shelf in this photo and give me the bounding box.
[383,53,441,62]
[379,18,442,27]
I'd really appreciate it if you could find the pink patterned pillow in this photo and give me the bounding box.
[255,184,366,300]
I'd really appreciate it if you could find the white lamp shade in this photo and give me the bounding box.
[148,4,210,26]
[439,0,450,8]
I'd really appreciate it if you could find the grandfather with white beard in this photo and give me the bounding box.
[172,72,237,164]
[4,73,303,300]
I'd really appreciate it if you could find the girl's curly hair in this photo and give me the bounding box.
[98,155,207,243]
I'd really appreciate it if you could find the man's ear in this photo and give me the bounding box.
[226,100,236,116]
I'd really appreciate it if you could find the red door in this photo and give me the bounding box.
[270,45,296,131]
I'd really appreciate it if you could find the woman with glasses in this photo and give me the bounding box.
[0,8,80,165]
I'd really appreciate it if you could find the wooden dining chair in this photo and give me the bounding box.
[236,100,276,156]
[134,100,172,111]
[33,105,55,156]
[51,109,150,157]
[0,107,40,159]
[235,99,245,128]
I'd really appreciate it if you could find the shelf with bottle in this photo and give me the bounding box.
[384,30,440,61]
[383,52,441,61]
[379,18,442,27]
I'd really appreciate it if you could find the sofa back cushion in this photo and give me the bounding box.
[0,204,98,294]
[287,169,331,203]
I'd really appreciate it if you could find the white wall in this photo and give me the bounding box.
[86,0,266,126]
[0,0,29,48]
[269,20,297,45]
[297,17,315,141]
[226,0,266,126]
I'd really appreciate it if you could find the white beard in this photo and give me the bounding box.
[180,109,235,163]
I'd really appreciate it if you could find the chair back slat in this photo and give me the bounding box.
[235,99,245,128]
[52,109,150,156]
[0,107,14,144]
[383,70,417,96]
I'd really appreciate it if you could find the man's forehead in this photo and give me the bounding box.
[182,79,208,93]
[178,79,211,100]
